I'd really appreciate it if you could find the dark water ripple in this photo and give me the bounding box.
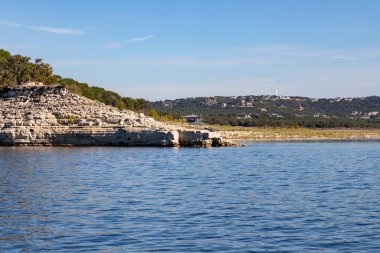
[1,142,380,252]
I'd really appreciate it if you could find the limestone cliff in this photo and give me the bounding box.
[0,85,237,147]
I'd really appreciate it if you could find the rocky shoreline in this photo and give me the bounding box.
[0,85,238,147]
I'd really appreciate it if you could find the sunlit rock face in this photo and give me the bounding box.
[0,85,237,147]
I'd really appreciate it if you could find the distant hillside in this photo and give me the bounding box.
[148,95,380,128]
[0,49,148,111]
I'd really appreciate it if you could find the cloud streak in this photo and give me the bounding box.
[53,46,380,67]
[0,20,22,27]
[104,42,123,49]
[0,19,83,35]
[29,26,83,35]
[331,55,363,61]
[104,35,155,49]
[126,35,155,42]
[234,45,380,65]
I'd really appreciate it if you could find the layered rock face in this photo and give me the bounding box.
[0,85,237,147]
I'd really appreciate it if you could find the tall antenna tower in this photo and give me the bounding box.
[275,88,278,97]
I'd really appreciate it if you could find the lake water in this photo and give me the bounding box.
[1,142,380,252]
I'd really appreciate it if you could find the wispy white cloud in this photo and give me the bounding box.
[53,46,380,68]
[0,20,22,27]
[123,56,268,66]
[104,42,123,49]
[0,19,83,35]
[332,55,363,61]
[104,35,155,49]
[126,35,155,42]
[29,26,83,35]
[237,45,380,64]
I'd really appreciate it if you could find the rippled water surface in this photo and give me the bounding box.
[1,142,380,252]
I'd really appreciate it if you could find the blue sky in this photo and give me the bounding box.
[1,0,379,100]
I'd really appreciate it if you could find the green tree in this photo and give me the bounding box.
[135,98,148,111]
[148,109,160,120]
[0,49,11,87]
[123,97,137,110]
[31,58,55,84]
[123,97,148,111]
[162,113,174,121]
[0,49,10,60]
[8,54,32,85]
[117,99,126,110]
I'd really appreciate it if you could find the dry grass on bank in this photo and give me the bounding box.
[167,121,380,140]
[219,127,380,141]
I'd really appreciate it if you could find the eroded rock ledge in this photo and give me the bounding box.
[0,85,239,147]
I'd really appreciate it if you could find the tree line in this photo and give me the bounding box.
[149,95,380,128]
[0,49,148,111]
[0,49,56,86]
[57,77,148,111]
[230,117,380,128]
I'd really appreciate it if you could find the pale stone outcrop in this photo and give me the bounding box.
[0,85,239,147]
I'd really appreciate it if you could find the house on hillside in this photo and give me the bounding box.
[237,114,251,120]
[181,114,202,123]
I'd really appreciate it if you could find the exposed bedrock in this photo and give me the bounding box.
[0,85,239,147]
